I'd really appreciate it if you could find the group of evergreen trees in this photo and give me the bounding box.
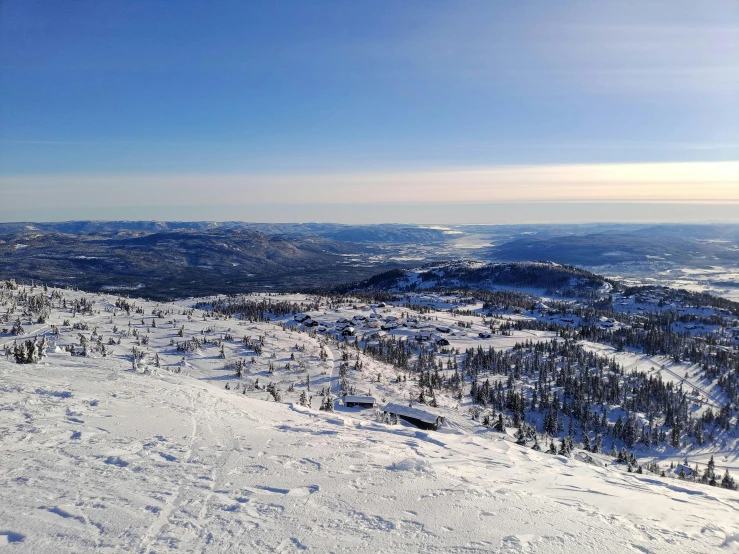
[194,295,319,321]
[9,338,45,364]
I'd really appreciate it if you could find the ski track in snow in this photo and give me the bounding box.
[1,356,738,553]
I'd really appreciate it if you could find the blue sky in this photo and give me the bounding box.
[0,0,737,222]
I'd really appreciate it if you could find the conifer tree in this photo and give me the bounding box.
[516,425,527,446]
[494,414,505,432]
[11,318,24,336]
[721,469,736,490]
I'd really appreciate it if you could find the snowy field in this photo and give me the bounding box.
[599,265,739,302]
[1,285,738,552]
[2,357,738,553]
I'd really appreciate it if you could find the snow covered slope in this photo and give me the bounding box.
[337,261,607,297]
[1,357,738,553]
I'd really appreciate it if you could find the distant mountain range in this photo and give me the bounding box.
[488,224,739,267]
[0,221,453,244]
[0,228,403,298]
[2,221,738,300]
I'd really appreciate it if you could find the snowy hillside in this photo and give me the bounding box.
[335,261,608,298]
[1,281,739,551]
[2,356,739,553]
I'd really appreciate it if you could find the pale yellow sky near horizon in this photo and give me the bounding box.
[2,161,737,210]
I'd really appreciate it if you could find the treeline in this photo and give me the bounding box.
[194,296,319,321]
[333,262,609,298]
[430,262,606,293]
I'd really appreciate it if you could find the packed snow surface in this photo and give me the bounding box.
[1,358,738,553]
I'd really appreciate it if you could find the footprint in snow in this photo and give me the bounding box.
[40,506,86,524]
[103,456,129,467]
[249,485,319,496]
[0,532,25,545]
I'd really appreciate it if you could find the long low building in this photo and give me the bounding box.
[382,402,445,431]
[343,395,376,408]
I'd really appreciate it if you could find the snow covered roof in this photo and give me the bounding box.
[343,395,376,404]
[382,403,444,424]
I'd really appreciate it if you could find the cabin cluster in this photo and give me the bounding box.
[293,303,466,338]
[293,304,477,349]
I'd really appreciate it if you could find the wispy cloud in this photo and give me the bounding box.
[360,2,739,96]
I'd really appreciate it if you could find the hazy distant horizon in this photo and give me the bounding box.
[2,202,739,226]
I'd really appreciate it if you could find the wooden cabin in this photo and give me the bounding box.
[343,395,376,408]
[382,402,445,431]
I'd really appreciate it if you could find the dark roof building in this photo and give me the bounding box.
[382,402,445,431]
[343,395,376,408]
